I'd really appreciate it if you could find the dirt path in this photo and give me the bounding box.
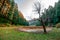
[18,27,53,33]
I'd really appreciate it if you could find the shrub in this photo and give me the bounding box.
[56,23,60,28]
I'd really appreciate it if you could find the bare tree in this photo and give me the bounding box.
[33,1,47,33]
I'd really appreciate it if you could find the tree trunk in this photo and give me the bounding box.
[39,13,47,33]
[40,18,47,33]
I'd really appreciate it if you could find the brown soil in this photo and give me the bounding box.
[18,26,52,33]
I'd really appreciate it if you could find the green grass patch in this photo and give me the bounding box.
[0,27,60,40]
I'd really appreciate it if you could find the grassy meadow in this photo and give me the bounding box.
[0,27,60,40]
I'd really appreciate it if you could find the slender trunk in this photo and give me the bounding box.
[39,13,47,33]
[40,18,47,33]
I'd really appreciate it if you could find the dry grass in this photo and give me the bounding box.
[0,27,60,40]
[0,27,18,30]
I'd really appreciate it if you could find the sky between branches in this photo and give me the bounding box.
[14,0,58,20]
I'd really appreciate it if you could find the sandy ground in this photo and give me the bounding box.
[18,27,53,33]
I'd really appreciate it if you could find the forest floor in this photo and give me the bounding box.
[0,27,60,40]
